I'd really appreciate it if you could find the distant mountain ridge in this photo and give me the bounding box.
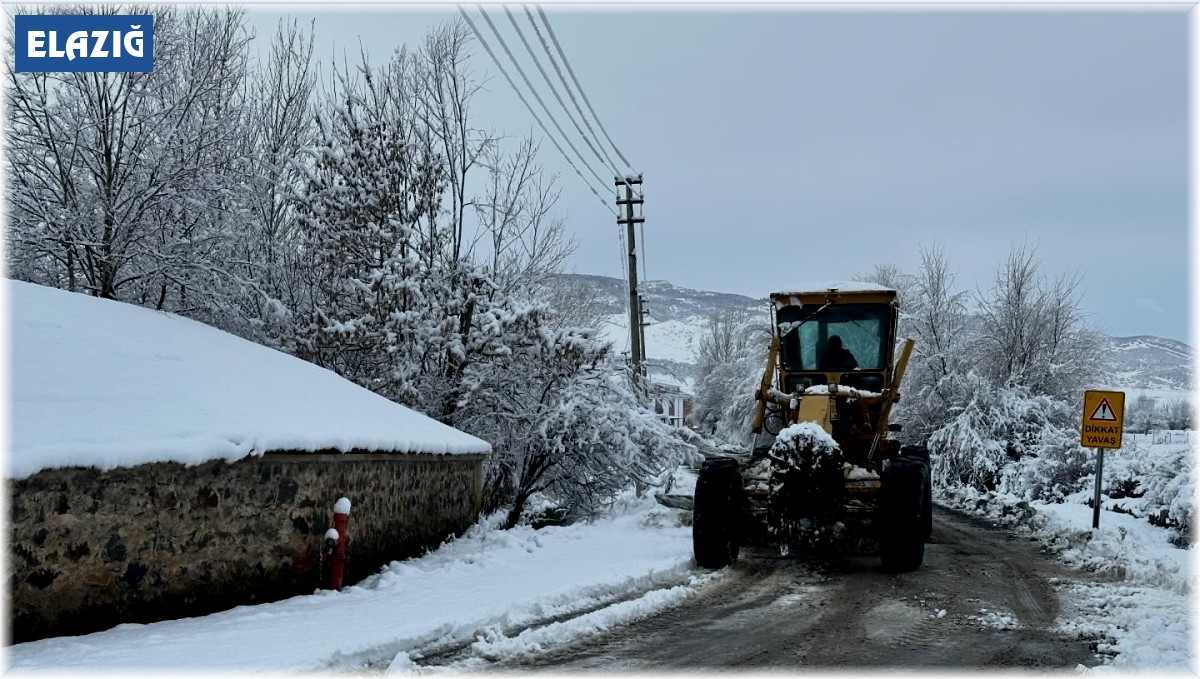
[554,273,763,320]
[554,273,1193,395]
[1106,335,1193,392]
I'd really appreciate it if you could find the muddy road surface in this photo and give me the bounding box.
[509,506,1099,671]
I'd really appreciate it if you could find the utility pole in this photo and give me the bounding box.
[616,176,644,379]
[638,293,649,374]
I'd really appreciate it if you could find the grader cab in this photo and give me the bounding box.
[692,284,932,571]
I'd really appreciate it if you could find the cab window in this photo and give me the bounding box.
[777,303,891,372]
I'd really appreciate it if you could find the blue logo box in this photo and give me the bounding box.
[14,14,153,73]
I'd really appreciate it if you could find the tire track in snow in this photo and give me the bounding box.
[357,570,720,673]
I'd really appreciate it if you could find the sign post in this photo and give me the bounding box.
[1081,390,1125,530]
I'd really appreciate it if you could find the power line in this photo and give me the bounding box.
[535,5,638,175]
[477,5,612,197]
[519,5,622,185]
[458,6,616,216]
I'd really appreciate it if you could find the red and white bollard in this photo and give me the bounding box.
[326,497,351,591]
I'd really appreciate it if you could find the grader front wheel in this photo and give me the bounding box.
[880,455,930,572]
[693,458,745,568]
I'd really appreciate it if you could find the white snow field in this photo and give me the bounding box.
[6,496,702,671]
[8,280,490,479]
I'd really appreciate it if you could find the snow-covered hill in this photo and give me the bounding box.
[552,274,763,322]
[557,274,1193,396]
[1105,335,1193,392]
[550,274,763,391]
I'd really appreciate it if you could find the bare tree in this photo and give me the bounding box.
[974,243,1102,399]
[473,138,574,297]
[909,245,969,383]
[892,245,972,438]
[857,262,915,306]
[245,19,316,273]
[6,6,254,310]
[415,20,491,263]
[226,18,319,345]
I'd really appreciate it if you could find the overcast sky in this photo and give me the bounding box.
[247,5,1189,342]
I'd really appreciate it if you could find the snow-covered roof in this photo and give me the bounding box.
[770,281,896,295]
[9,281,491,479]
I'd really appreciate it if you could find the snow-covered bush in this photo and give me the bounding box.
[461,325,690,528]
[998,434,1092,503]
[929,374,1078,492]
[1138,455,1195,543]
[1099,437,1195,544]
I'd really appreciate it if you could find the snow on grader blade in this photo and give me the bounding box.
[692,284,932,571]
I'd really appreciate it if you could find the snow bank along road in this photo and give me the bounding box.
[8,498,1184,672]
[439,508,1104,672]
[5,500,699,672]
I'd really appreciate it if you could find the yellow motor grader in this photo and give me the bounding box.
[692,284,932,571]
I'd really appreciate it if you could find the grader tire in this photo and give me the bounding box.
[901,445,934,542]
[693,458,745,568]
[880,455,929,572]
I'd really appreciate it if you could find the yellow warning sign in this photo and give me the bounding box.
[1081,390,1124,449]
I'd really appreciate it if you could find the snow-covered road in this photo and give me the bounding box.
[7,491,1191,673]
[481,508,1105,671]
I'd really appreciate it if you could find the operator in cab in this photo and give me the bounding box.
[819,335,858,372]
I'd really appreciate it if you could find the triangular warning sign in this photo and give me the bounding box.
[1090,398,1117,422]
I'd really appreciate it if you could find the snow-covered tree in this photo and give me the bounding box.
[6,11,697,529]
[1127,395,1161,434]
[974,244,1103,401]
[232,18,318,348]
[894,246,971,440]
[6,6,255,315]
[1128,397,1192,434]
[294,47,449,404]
[1165,399,1192,430]
[291,41,686,526]
[863,244,1111,501]
[692,308,772,443]
[856,262,915,308]
[461,323,689,527]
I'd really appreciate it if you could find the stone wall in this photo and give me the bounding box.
[8,451,485,643]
